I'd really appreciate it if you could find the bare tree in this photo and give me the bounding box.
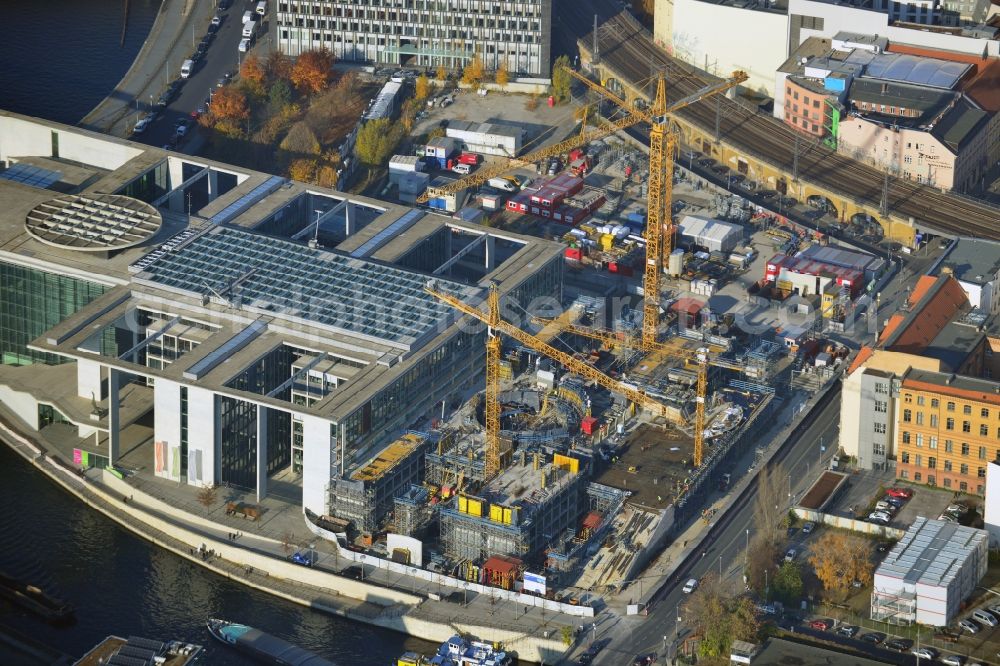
[753,463,786,546]
[196,485,218,514]
[280,530,295,556]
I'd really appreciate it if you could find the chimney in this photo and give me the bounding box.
[946,374,955,385]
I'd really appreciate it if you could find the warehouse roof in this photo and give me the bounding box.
[849,80,955,118]
[931,96,991,152]
[876,517,987,589]
[863,52,972,89]
[677,215,742,242]
[446,119,524,139]
[798,244,883,274]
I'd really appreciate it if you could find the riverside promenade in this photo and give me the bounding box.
[79,0,214,136]
[0,397,570,664]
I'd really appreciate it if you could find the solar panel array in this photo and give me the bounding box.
[0,163,62,189]
[350,208,424,258]
[210,175,285,225]
[138,227,478,348]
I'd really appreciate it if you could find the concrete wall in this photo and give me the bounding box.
[671,0,789,94]
[77,359,103,401]
[840,368,864,460]
[301,414,334,517]
[788,0,1000,57]
[153,379,182,481]
[0,115,143,171]
[985,461,1000,547]
[0,384,39,431]
[793,507,906,539]
[185,386,216,486]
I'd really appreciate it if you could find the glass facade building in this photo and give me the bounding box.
[0,261,110,365]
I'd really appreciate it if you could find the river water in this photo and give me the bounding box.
[0,0,161,124]
[0,444,428,665]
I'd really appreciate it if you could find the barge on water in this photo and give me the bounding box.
[397,635,512,666]
[207,618,336,665]
[0,570,74,624]
[73,634,201,666]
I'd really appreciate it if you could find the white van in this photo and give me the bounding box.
[452,163,472,175]
[242,10,253,23]
[242,20,257,38]
[256,1,267,15]
[973,609,999,627]
[238,37,251,53]
[180,59,194,79]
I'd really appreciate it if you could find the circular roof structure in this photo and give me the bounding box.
[25,193,161,252]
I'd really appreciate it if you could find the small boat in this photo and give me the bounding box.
[0,570,74,624]
[400,635,512,666]
[207,618,336,665]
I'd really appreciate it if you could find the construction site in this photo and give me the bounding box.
[310,68,805,599]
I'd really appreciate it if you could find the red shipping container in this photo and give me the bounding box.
[581,416,598,435]
[565,247,582,261]
[458,152,480,165]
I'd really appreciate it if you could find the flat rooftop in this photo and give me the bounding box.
[133,225,479,351]
[940,238,1000,286]
[876,516,986,589]
[592,423,693,511]
[352,432,425,482]
[483,454,580,508]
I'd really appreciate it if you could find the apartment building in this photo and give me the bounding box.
[275,0,552,77]
[896,369,1000,495]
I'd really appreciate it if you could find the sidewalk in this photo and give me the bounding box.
[79,0,214,137]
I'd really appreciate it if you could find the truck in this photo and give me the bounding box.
[487,176,518,192]
[457,152,480,166]
[180,59,194,79]
[242,20,257,38]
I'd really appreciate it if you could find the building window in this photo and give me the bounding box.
[964,404,972,415]
[901,470,909,479]
[875,383,889,394]
[915,434,924,447]
[928,457,936,469]
[947,402,955,411]
[930,414,938,427]
[963,421,971,433]
[917,396,925,406]
[962,442,970,455]
[902,431,911,444]
[980,424,988,437]
[945,460,953,471]
[946,418,955,430]
[929,436,937,449]
[980,446,988,460]
[945,439,954,453]
[914,472,922,481]
[874,442,886,456]
[927,475,935,486]
[915,454,922,466]
[916,412,924,426]
[904,393,913,403]
[982,408,990,418]
[978,484,985,495]
[961,463,969,475]
[979,467,986,478]
[875,400,887,413]
[944,477,951,488]
[902,452,910,464]
[960,481,968,492]
[903,409,912,423]
[874,422,886,434]
[931,398,939,408]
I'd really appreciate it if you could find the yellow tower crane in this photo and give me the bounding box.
[561,68,747,347]
[426,281,682,480]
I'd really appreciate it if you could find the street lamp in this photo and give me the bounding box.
[745,528,749,566]
[309,542,316,566]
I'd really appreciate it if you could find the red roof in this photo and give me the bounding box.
[483,555,522,575]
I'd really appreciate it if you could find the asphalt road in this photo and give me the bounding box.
[587,386,841,665]
[133,0,255,150]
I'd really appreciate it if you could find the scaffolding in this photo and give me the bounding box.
[329,432,427,533]
[394,484,434,537]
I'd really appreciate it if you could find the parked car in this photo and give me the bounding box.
[875,501,896,513]
[912,647,938,660]
[939,513,959,523]
[682,578,698,594]
[802,521,816,535]
[632,655,656,666]
[837,625,859,638]
[886,487,913,499]
[860,632,885,644]
[885,638,912,652]
[132,117,152,135]
[942,655,965,666]
[808,619,832,631]
[988,604,1000,616]
[946,503,970,516]
[785,547,798,562]
[972,609,998,627]
[959,619,980,634]
[211,15,222,27]
[883,496,904,509]
[868,511,891,524]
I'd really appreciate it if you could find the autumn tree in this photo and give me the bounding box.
[291,48,334,95]
[808,532,875,599]
[288,158,318,182]
[415,73,431,101]
[268,79,293,114]
[241,54,267,92]
[462,55,485,86]
[685,573,761,658]
[495,58,510,89]
[525,94,539,111]
[266,50,293,81]
[551,54,573,103]
[436,64,448,83]
[772,561,804,605]
[355,117,404,173]
[196,485,218,514]
[203,86,249,138]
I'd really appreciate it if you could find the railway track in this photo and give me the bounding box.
[566,6,1000,239]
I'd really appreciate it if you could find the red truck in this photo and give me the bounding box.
[458,152,481,166]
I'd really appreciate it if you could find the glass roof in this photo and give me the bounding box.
[0,163,62,189]
[136,227,479,349]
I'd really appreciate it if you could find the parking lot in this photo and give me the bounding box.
[823,474,979,531]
